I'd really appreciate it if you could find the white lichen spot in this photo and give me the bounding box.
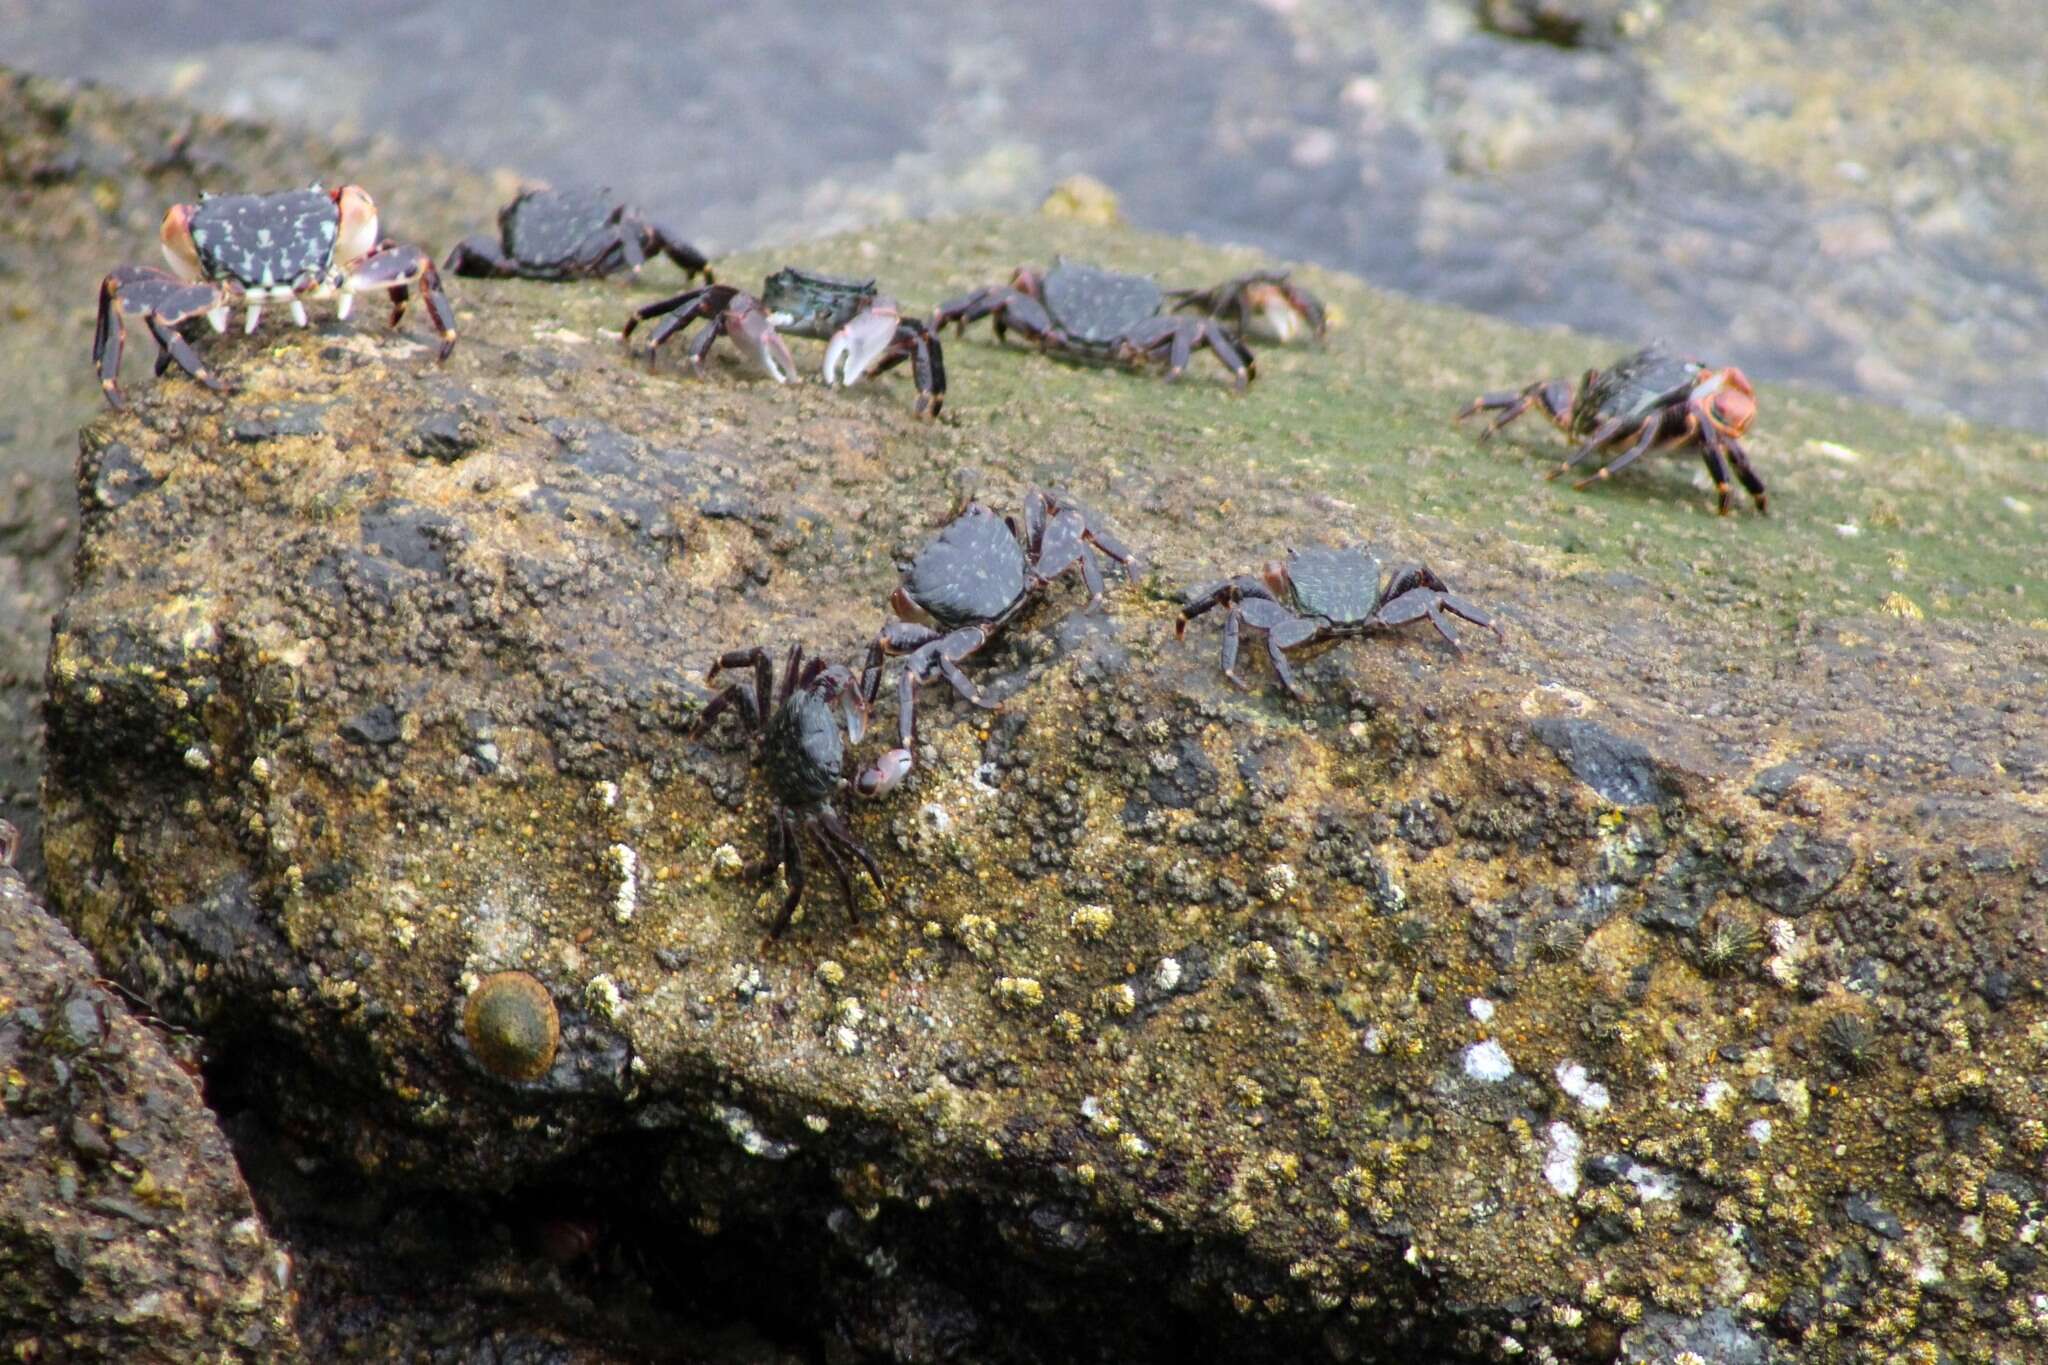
[584,973,622,1021]
[183,745,211,771]
[1748,1119,1774,1146]
[1080,1096,1121,1135]
[816,959,846,988]
[1154,956,1184,993]
[1625,1161,1678,1202]
[994,976,1045,1010]
[249,756,272,784]
[832,1025,862,1056]
[391,918,417,949]
[1361,1025,1386,1055]
[803,1113,831,1134]
[1700,1079,1735,1116]
[1766,917,1806,988]
[1469,997,1496,1024]
[710,1103,795,1160]
[710,843,742,876]
[595,780,619,809]
[1239,940,1280,975]
[920,802,952,833]
[1544,1121,1583,1197]
[1068,904,1115,941]
[1556,1061,1611,1113]
[971,760,1001,793]
[836,995,865,1028]
[1776,1076,1812,1121]
[1262,862,1298,902]
[1834,521,1863,538]
[607,842,639,923]
[1463,1038,1515,1083]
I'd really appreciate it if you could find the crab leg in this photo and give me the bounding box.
[646,222,713,282]
[805,815,860,926]
[345,242,457,359]
[1262,613,1320,700]
[1456,379,1574,439]
[1718,431,1768,514]
[861,324,947,419]
[94,266,229,409]
[820,809,885,893]
[443,235,521,277]
[769,810,807,938]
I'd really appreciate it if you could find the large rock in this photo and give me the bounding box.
[41,217,2048,1362]
[0,824,300,1361]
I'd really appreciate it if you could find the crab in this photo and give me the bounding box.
[1456,344,1766,514]
[1164,270,1327,345]
[855,491,1137,796]
[761,266,946,418]
[621,284,796,383]
[94,184,455,408]
[932,258,1254,388]
[443,185,712,282]
[1176,546,1500,699]
[694,642,883,938]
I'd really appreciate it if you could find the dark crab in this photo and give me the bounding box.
[1456,344,1766,514]
[94,184,455,408]
[1165,270,1327,345]
[855,491,1137,795]
[761,266,946,418]
[694,642,882,938]
[622,283,797,383]
[1177,546,1499,700]
[444,185,712,283]
[932,258,1254,388]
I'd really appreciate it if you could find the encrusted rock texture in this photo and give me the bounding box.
[0,844,300,1361]
[39,215,2048,1363]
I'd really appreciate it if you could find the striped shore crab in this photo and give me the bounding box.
[444,185,712,282]
[855,491,1137,795]
[94,184,454,408]
[933,259,1254,388]
[622,284,797,383]
[1177,546,1499,699]
[1166,270,1327,345]
[695,643,882,938]
[1457,344,1766,514]
[761,267,946,418]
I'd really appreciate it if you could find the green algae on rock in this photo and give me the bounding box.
[39,215,2048,1362]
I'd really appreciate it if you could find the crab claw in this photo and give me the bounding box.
[159,203,204,282]
[856,747,914,798]
[822,300,902,387]
[731,304,798,384]
[331,185,380,266]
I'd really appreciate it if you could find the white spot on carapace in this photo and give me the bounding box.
[1544,1121,1582,1197]
[1463,1038,1515,1083]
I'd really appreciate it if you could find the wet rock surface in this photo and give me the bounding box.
[36,214,2048,1361]
[0,832,300,1361]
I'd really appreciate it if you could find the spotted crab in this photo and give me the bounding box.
[622,284,797,383]
[1177,546,1499,699]
[1165,270,1327,345]
[761,266,946,418]
[932,259,1254,388]
[1456,344,1766,514]
[856,491,1137,795]
[695,643,882,937]
[94,184,455,408]
[444,185,712,282]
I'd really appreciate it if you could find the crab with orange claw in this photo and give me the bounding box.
[762,267,946,418]
[694,642,883,938]
[932,258,1254,389]
[1165,270,1327,346]
[622,283,797,384]
[855,491,1138,796]
[1456,344,1766,515]
[94,184,455,409]
[1176,546,1499,700]
[444,185,712,283]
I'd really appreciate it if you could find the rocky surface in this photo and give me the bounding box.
[0,823,301,1361]
[36,206,2048,1361]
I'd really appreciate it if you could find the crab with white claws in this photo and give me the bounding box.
[762,267,946,418]
[856,490,1137,795]
[444,185,712,283]
[94,184,455,408]
[622,283,796,383]
[1165,270,1327,345]
[1177,546,1499,700]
